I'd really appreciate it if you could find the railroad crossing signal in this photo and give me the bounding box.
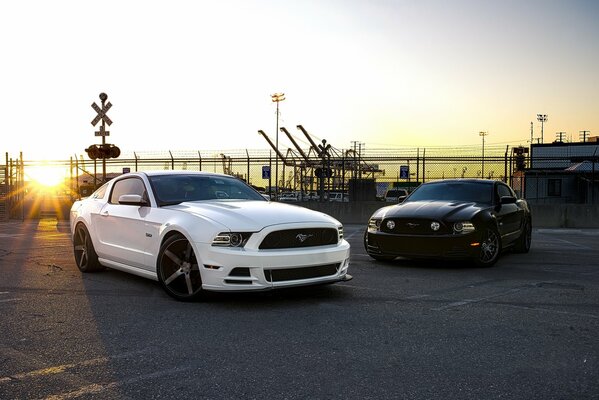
[91,93,112,137]
[91,100,112,126]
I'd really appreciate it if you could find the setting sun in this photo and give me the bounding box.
[27,166,66,188]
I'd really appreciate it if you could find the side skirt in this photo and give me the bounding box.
[98,258,159,281]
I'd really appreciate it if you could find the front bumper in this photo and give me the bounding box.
[196,240,351,291]
[365,231,482,260]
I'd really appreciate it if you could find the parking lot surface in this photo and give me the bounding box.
[0,220,598,399]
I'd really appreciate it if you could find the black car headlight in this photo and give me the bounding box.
[368,218,382,233]
[453,221,475,234]
[212,232,252,247]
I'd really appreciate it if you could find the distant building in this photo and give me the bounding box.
[525,141,599,204]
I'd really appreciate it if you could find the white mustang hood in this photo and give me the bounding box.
[170,200,338,230]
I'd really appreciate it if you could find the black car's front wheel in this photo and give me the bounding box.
[157,234,203,301]
[474,226,501,267]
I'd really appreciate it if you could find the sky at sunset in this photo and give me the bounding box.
[1,0,598,160]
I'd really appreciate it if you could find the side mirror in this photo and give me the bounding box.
[500,196,517,205]
[397,195,407,204]
[118,194,149,206]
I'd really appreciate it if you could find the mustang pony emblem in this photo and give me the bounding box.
[406,223,419,228]
[296,233,314,243]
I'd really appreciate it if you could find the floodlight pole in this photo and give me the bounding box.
[537,114,547,144]
[479,131,489,178]
[271,92,285,199]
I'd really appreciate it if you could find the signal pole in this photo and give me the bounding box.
[479,131,489,178]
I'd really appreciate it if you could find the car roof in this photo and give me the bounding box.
[422,179,496,186]
[134,170,231,178]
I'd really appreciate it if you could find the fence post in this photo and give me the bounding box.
[134,152,138,172]
[422,149,426,183]
[504,146,509,183]
[246,149,250,185]
[169,151,174,170]
[198,151,202,171]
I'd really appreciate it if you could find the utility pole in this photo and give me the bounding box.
[580,130,591,142]
[479,131,489,178]
[530,122,534,145]
[271,92,285,199]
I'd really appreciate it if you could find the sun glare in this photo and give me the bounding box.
[27,167,66,188]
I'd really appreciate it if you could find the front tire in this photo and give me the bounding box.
[157,234,203,301]
[474,226,501,267]
[73,224,104,272]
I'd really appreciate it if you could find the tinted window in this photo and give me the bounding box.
[407,181,493,204]
[109,178,147,204]
[497,183,515,198]
[149,174,265,206]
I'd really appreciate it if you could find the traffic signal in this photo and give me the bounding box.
[315,168,333,178]
[85,144,121,160]
[515,154,525,171]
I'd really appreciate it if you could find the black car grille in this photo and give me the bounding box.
[259,228,338,249]
[264,263,339,282]
[381,218,451,235]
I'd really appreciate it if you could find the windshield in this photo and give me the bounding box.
[149,174,266,206]
[407,181,493,204]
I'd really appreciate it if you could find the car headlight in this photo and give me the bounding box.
[212,232,252,247]
[338,225,344,240]
[368,218,382,233]
[453,221,475,234]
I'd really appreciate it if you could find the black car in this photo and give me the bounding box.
[364,179,532,266]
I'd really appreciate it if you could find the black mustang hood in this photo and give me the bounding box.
[383,200,485,221]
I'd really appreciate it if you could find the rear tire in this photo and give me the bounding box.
[513,219,532,253]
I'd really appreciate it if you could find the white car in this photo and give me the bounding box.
[70,171,351,301]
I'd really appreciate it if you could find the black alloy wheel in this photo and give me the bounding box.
[73,224,104,272]
[157,234,203,301]
[474,226,501,267]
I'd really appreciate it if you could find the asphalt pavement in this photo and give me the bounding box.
[0,220,598,400]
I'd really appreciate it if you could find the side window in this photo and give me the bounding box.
[497,184,513,199]
[109,178,147,204]
[91,183,108,199]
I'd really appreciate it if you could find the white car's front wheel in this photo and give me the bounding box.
[157,234,203,301]
[73,224,105,272]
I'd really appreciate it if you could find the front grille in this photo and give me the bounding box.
[264,263,339,282]
[381,218,450,235]
[259,228,338,249]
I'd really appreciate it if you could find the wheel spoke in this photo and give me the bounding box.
[185,274,194,294]
[74,245,85,251]
[164,269,183,285]
[185,243,192,262]
[164,249,183,266]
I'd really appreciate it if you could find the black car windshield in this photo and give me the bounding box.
[407,181,493,204]
[149,174,266,206]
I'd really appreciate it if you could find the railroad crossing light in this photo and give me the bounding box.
[85,145,100,160]
[85,144,121,160]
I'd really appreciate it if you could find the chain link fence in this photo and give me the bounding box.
[2,143,598,219]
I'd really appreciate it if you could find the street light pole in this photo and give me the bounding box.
[479,131,489,178]
[537,114,547,144]
[271,92,285,199]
